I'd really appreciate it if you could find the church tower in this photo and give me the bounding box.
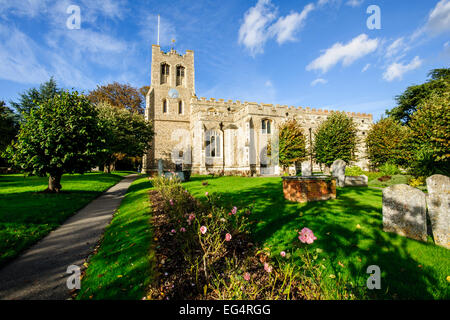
[143,45,195,173]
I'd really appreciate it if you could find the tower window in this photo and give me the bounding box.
[161,63,170,84]
[178,101,183,114]
[162,99,168,113]
[262,119,271,134]
[205,130,221,158]
[176,65,185,86]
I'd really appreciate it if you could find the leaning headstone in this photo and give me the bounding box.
[331,159,346,187]
[426,174,450,249]
[382,184,427,242]
[301,161,312,176]
[158,159,163,176]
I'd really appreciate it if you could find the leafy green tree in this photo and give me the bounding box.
[88,82,144,114]
[313,111,357,167]
[6,91,105,192]
[278,119,307,169]
[365,117,409,168]
[10,77,61,117]
[0,101,19,166]
[387,68,449,124]
[96,102,153,173]
[404,91,450,176]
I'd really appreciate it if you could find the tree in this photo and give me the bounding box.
[0,101,19,166]
[5,91,105,192]
[387,68,450,124]
[365,117,409,168]
[10,77,61,117]
[96,102,153,173]
[404,91,450,176]
[313,111,357,167]
[278,119,307,169]
[88,82,144,114]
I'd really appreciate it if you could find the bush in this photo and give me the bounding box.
[408,176,426,188]
[345,166,364,176]
[378,163,401,176]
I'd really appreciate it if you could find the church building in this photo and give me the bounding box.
[142,45,373,176]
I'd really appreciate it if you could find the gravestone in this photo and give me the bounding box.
[382,184,427,242]
[426,174,450,249]
[344,175,368,187]
[301,161,312,176]
[158,159,163,176]
[331,159,346,187]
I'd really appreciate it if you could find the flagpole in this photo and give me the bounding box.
[157,14,160,46]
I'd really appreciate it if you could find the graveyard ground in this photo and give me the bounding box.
[0,171,133,267]
[76,175,449,300]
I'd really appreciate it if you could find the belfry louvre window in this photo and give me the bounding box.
[176,66,185,86]
[161,63,170,84]
[205,130,221,158]
[178,101,183,114]
[262,119,271,134]
[163,99,168,113]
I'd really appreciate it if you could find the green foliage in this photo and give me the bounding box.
[278,119,307,168]
[378,163,401,176]
[387,68,449,124]
[313,111,357,167]
[345,165,364,176]
[368,174,411,188]
[10,77,61,117]
[365,117,409,168]
[0,101,19,165]
[5,91,105,191]
[404,91,450,176]
[96,102,154,170]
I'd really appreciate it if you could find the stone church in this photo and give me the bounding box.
[142,45,373,176]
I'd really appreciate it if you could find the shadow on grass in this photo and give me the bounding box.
[76,177,154,300]
[187,177,449,299]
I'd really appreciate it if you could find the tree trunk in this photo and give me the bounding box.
[47,174,62,193]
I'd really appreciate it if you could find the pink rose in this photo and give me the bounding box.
[225,233,232,241]
[243,272,251,281]
[169,199,174,205]
[171,229,176,233]
[180,227,186,232]
[298,227,317,244]
[280,251,286,257]
[205,192,209,196]
[200,226,207,234]
[231,206,237,215]
[188,213,195,221]
[264,262,272,273]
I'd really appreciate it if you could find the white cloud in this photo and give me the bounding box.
[306,34,379,73]
[238,0,315,55]
[346,0,364,7]
[311,78,328,86]
[424,0,450,35]
[385,37,406,58]
[269,4,315,44]
[362,63,371,72]
[383,56,423,82]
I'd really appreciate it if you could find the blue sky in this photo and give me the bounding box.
[0,0,449,120]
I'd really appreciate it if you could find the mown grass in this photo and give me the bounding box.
[0,171,131,267]
[183,175,450,300]
[76,176,154,300]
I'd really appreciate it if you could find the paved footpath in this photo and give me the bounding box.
[0,174,139,300]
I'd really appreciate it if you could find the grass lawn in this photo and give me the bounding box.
[183,175,450,299]
[0,171,133,267]
[76,176,154,300]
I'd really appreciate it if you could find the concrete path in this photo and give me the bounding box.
[0,174,139,300]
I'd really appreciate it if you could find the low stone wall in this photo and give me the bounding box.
[282,176,336,203]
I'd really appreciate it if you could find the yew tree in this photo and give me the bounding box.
[313,111,357,167]
[278,119,307,169]
[6,91,105,192]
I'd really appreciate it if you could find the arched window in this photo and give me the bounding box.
[205,130,221,158]
[161,63,170,84]
[176,65,185,86]
[162,99,168,113]
[262,119,271,134]
[178,101,183,114]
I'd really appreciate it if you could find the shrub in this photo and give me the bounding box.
[378,163,401,176]
[278,119,307,169]
[345,166,364,176]
[408,176,426,188]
